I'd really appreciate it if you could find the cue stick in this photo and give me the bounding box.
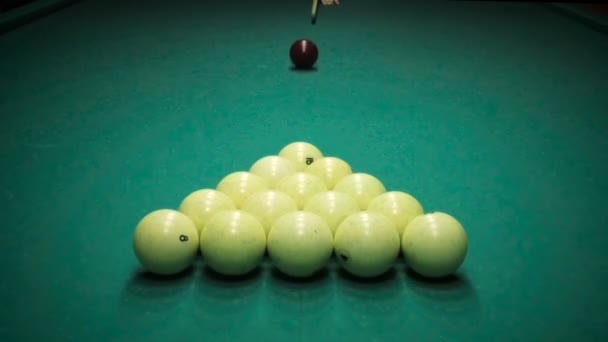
[312,0,319,24]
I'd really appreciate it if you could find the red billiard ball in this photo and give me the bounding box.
[290,39,318,69]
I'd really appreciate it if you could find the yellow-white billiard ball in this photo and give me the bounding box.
[278,141,324,171]
[367,191,424,235]
[216,171,269,208]
[402,212,468,278]
[305,156,353,189]
[303,191,360,235]
[267,211,333,278]
[249,155,297,188]
[178,189,236,233]
[275,172,328,209]
[241,190,298,235]
[133,209,199,275]
[200,210,266,276]
[334,212,400,278]
[333,173,386,210]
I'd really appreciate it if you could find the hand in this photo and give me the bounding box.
[322,0,340,5]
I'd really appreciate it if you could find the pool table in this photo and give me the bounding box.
[1,0,608,341]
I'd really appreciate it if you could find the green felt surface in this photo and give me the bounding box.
[1,0,608,341]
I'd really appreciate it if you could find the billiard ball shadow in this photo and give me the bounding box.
[289,66,318,73]
[270,266,330,284]
[404,267,480,311]
[337,267,398,284]
[405,267,467,288]
[200,264,263,284]
[122,266,194,298]
[117,266,194,327]
[194,258,262,296]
